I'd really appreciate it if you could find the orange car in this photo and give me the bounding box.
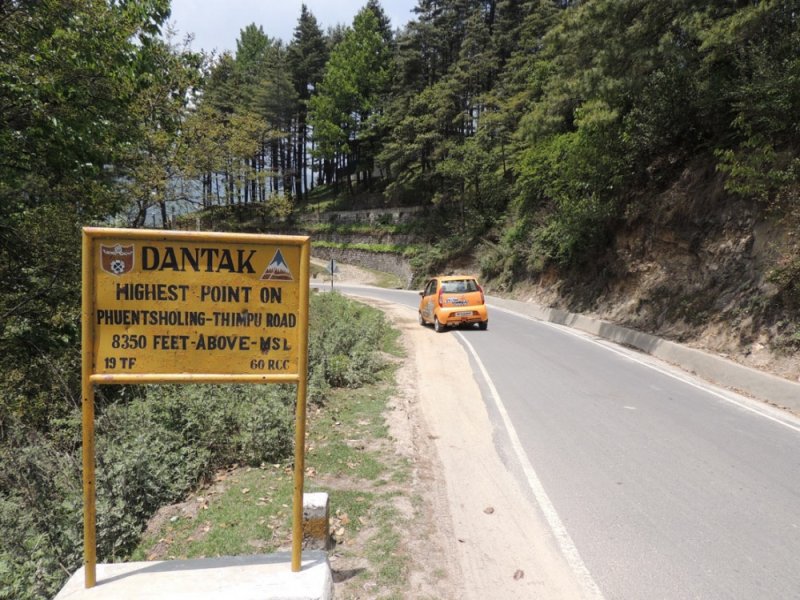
[418,275,489,332]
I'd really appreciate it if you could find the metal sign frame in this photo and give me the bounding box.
[81,227,311,587]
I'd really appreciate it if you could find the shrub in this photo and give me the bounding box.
[93,385,295,560]
[0,420,83,600]
[768,255,800,313]
[532,193,616,267]
[307,292,390,398]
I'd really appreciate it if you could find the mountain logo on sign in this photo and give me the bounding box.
[261,249,293,281]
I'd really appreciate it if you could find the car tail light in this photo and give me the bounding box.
[438,289,444,307]
[478,285,485,304]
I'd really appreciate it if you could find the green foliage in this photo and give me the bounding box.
[532,193,616,267]
[312,240,421,257]
[4,0,800,593]
[0,386,293,598]
[304,222,405,235]
[122,35,203,227]
[0,204,83,430]
[93,385,295,560]
[0,0,200,431]
[710,7,800,208]
[0,419,83,600]
[307,292,392,398]
[132,358,410,594]
[309,6,392,174]
[288,5,328,102]
[186,19,303,206]
[409,228,480,282]
[513,99,623,267]
[768,255,800,315]
[477,0,800,283]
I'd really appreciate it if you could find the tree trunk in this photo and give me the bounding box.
[271,141,279,195]
[251,156,257,204]
[283,138,291,198]
[295,115,305,201]
[310,138,316,191]
[159,198,169,230]
[263,148,267,202]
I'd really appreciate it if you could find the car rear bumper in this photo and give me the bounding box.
[439,306,488,325]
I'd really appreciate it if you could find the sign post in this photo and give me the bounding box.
[81,228,311,587]
[329,258,336,291]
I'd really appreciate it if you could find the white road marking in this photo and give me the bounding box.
[456,331,606,600]
[490,304,800,435]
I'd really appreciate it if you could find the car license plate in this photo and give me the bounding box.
[455,311,473,317]
[447,298,467,305]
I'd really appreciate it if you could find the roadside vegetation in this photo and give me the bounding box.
[0,293,394,599]
[173,0,799,356]
[312,240,421,258]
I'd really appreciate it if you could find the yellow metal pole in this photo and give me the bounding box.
[291,240,311,572]
[81,230,97,588]
[81,385,96,587]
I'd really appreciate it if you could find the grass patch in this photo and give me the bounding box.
[381,320,404,358]
[312,240,422,258]
[303,222,413,236]
[130,465,295,561]
[307,383,393,481]
[366,500,407,587]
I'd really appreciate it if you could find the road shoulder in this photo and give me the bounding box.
[366,297,587,599]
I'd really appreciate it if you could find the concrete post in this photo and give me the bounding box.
[303,492,331,550]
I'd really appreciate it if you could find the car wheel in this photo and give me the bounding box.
[434,316,444,333]
[418,312,426,326]
[478,321,488,331]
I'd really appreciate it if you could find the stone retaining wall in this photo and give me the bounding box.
[299,205,427,225]
[312,246,414,287]
[311,231,418,246]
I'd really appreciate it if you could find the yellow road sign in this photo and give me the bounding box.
[81,228,311,587]
[85,229,309,383]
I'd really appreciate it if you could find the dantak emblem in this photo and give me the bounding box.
[100,244,135,276]
[261,249,293,281]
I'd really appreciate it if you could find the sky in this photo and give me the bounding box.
[168,0,419,54]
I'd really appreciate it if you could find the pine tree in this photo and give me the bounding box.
[288,5,329,198]
[309,7,392,191]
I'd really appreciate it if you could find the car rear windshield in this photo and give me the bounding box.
[441,279,478,293]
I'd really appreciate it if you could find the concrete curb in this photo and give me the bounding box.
[487,295,800,413]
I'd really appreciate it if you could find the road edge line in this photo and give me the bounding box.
[456,331,605,600]
[491,305,800,435]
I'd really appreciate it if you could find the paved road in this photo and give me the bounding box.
[322,284,800,600]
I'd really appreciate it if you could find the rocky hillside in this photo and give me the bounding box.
[488,162,800,383]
